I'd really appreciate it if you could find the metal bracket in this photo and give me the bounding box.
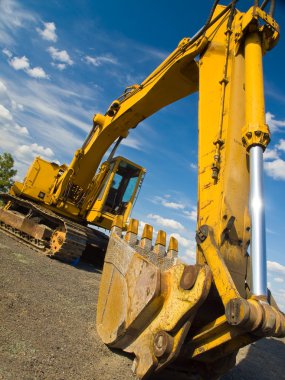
[234,6,279,54]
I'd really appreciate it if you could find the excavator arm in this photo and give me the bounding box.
[52,4,240,222]
[96,2,285,379]
[51,36,207,216]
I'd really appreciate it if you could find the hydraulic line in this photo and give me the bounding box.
[188,2,232,45]
[260,0,269,9]
[269,0,275,17]
[107,136,124,162]
[211,0,237,180]
[260,0,275,16]
[190,0,221,43]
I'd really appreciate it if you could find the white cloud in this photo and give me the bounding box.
[190,162,197,170]
[0,81,8,93]
[266,112,285,133]
[48,47,73,66]
[264,148,279,161]
[276,139,285,153]
[269,286,285,312]
[133,43,167,62]
[264,141,285,178]
[274,277,284,283]
[85,55,117,67]
[181,248,196,264]
[85,56,100,67]
[2,48,12,58]
[153,196,185,210]
[0,74,99,179]
[264,159,285,181]
[183,208,197,221]
[11,99,24,111]
[15,124,29,135]
[16,143,54,162]
[0,121,54,177]
[7,54,48,79]
[267,260,285,276]
[26,67,49,79]
[9,55,30,70]
[0,0,36,45]
[185,248,196,261]
[151,196,197,223]
[36,22,57,42]
[16,79,92,131]
[120,136,142,150]
[52,63,66,71]
[163,201,184,210]
[147,214,184,231]
[0,104,12,120]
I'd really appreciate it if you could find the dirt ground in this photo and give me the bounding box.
[1,230,285,380]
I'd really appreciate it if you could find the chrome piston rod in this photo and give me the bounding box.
[244,30,268,297]
[249,146,267,296]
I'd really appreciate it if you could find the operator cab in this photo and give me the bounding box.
[103,160,141,215]
[88,156,145,230]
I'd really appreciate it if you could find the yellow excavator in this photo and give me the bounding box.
[0,119,146,261]
[96,1,285,379]
[1,0,285,378]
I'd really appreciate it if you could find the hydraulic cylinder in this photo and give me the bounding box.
[244,31,268,297]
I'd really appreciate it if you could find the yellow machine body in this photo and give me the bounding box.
[11,155,145,230]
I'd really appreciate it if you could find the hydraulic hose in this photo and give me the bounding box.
[269,0,275,16]
[227,0,238,29]
[260,0,269,9]
[190,2,232,45]
[204,0,221,30]
[260,0,275,17]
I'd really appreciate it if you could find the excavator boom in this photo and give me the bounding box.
[96,2,285,379]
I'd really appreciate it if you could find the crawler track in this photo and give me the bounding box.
[0,194,108,263]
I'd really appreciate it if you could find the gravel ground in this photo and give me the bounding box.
[0,231,284,380]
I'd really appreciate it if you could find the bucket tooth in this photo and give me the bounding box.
[111,215,123,236]
[125,219,139,246]
[153,230,167,258]
[139,224,153,253]
[130,225,180,270]
[167,236,179,259]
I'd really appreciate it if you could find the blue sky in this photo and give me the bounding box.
[0,0,284,310]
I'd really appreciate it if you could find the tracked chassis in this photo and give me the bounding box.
[0,194,109,263]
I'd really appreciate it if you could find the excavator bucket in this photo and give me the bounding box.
[97,217,212,379]
[97,219,285,379]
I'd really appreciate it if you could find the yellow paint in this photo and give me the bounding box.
[5,3,284,375]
